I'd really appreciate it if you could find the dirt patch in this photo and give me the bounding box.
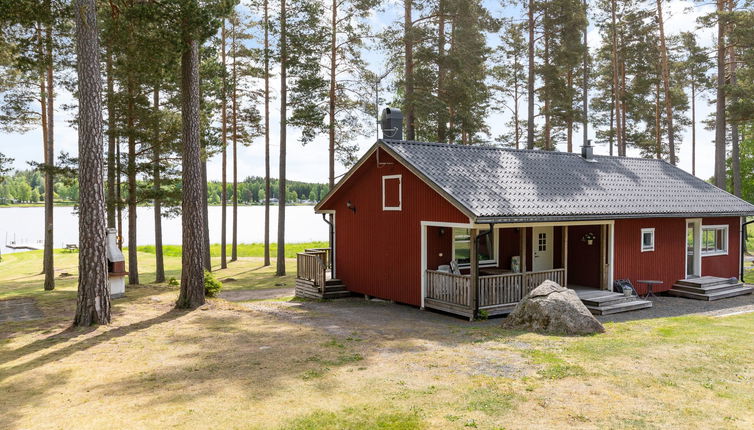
[219,287,294,301]
[0,298,44,322]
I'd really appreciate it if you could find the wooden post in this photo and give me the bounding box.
[519,227,527,273]
[563,226,569,287]
[470,228,479,321]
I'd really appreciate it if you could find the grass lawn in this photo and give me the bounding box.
[1,250,754,429]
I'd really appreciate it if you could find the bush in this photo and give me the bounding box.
[204,270,222,297]
[168,277,179,286]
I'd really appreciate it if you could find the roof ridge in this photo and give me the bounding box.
[381,139,671,162]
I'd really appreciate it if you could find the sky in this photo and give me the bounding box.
[0,0,719,185]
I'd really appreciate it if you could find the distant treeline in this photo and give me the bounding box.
[0,170,327,206]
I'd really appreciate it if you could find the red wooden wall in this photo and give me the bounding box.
[613,217,741,294]
[319,149,468,306]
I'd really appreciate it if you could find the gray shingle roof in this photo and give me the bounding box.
[382,140,754,221]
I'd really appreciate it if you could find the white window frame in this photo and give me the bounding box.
[701,224,728,257]
[451,228,499,268]
[641,228,655,252]
[382,174,402,211]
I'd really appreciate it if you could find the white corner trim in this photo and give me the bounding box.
[382,174,402,211]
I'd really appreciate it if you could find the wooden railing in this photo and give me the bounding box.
[304,247,331,269]
[426,268,566,310]
[425,270,471,307]
[297,252,327,292]
[479,268,565,306]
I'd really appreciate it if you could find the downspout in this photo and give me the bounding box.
[322,214,334,277]
[741,218,754,281]
[473,223,495,319]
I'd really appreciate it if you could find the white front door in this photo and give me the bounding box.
[532,226,554,272]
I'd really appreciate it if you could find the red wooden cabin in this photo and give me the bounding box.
[300,114,754,319]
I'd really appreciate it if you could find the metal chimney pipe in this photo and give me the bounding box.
[380,107,403,140]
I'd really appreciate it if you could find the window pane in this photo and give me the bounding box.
[453,228,470,264]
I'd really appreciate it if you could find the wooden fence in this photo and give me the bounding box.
[426,268,566,313]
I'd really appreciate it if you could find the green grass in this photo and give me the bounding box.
[134,241,328,258]
[282,406,424,430]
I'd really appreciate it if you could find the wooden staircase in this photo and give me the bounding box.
[295,248,351,300]
[668,276,753,301]
[577,289,653,315]
[295,277,351,300]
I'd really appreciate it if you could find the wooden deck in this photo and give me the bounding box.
[424,268,566,319]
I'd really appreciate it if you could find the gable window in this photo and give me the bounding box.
[701,225,728,256]
[641,228,655,252]
[382,175,401,211]
[452,228,496,267]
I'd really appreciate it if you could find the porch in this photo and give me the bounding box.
[421,221,617,319]
[295,248,350,300]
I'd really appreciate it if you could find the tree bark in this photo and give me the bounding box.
[277,0,287,276]
[263,0,271,267]
[73,0,110,326]
[728,0,740,196]
[152,86,165,283]
[437,0,447,143]
[691,80,696,175]
[106,50,116,228]
[610,0,623,156]
[176,38,206,309]
[220,19,228,270]
[526,0,535,150]
[231,18,238,262]
[655,81,662,159]
[202,160,211,272]
[43,7,54,291]
[404,0,415,140]
[582,0,588,149]
[329,0,336,188]
[116,138,123,249]
[126,76,138,285]
[656,0,676,164]
[714,0,727,189]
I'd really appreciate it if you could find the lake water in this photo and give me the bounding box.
[0,205,329,255]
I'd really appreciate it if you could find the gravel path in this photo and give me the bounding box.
[219,287,295,302]
[597,293,754,323]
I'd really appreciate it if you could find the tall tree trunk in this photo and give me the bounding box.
[126,78,138,285]
[220,19,228,270]
[610,0,623,156]
[655,82,662,160]
[152,86,165,283]
[202,160,211,271]
[567,70,573,152]
[176,38,205,309]
[582,0,588,149]
[263,0,271,267]
[106,50,116,228]
[729,0,741,196]
[691,80,696,175]
[277,0,287,276]
[543,25,550,151]
[620,56,627,152]
[514,66,520,149]
[404,0,415,140]
[329,0,336,187]
[656,0,676,164]
[73,0,110,326]
[43,9,54,291]
[437,0,447,142]
[231,19,238,262]
[714,0,727,189]
[116,138,123,249]
[526,0,535,149]
[609,85,614,156]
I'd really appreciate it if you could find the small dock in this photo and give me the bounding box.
[5,243,41,250]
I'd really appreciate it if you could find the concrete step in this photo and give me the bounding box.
[586,299,653,315]
[670,282,744,294]
[667,286,753,301]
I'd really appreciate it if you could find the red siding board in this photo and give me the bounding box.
[324,150,468,306]
[614,217,741,295]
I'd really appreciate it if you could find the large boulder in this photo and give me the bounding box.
[502,281,605,335]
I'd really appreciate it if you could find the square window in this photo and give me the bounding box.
[641,228,655,252]
[701,225,728,256]
[452,228,495,267]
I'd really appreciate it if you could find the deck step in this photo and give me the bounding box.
[667,286,753,301]
[579,293,636,307]
[295,278,351,300]
[586,299,652,315]
[675,276,739,288]
[670,282,744,294]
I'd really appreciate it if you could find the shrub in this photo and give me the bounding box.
[168,277,179,286]
[204,270,222,297]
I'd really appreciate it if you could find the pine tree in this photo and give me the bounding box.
[678,32,712,176]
